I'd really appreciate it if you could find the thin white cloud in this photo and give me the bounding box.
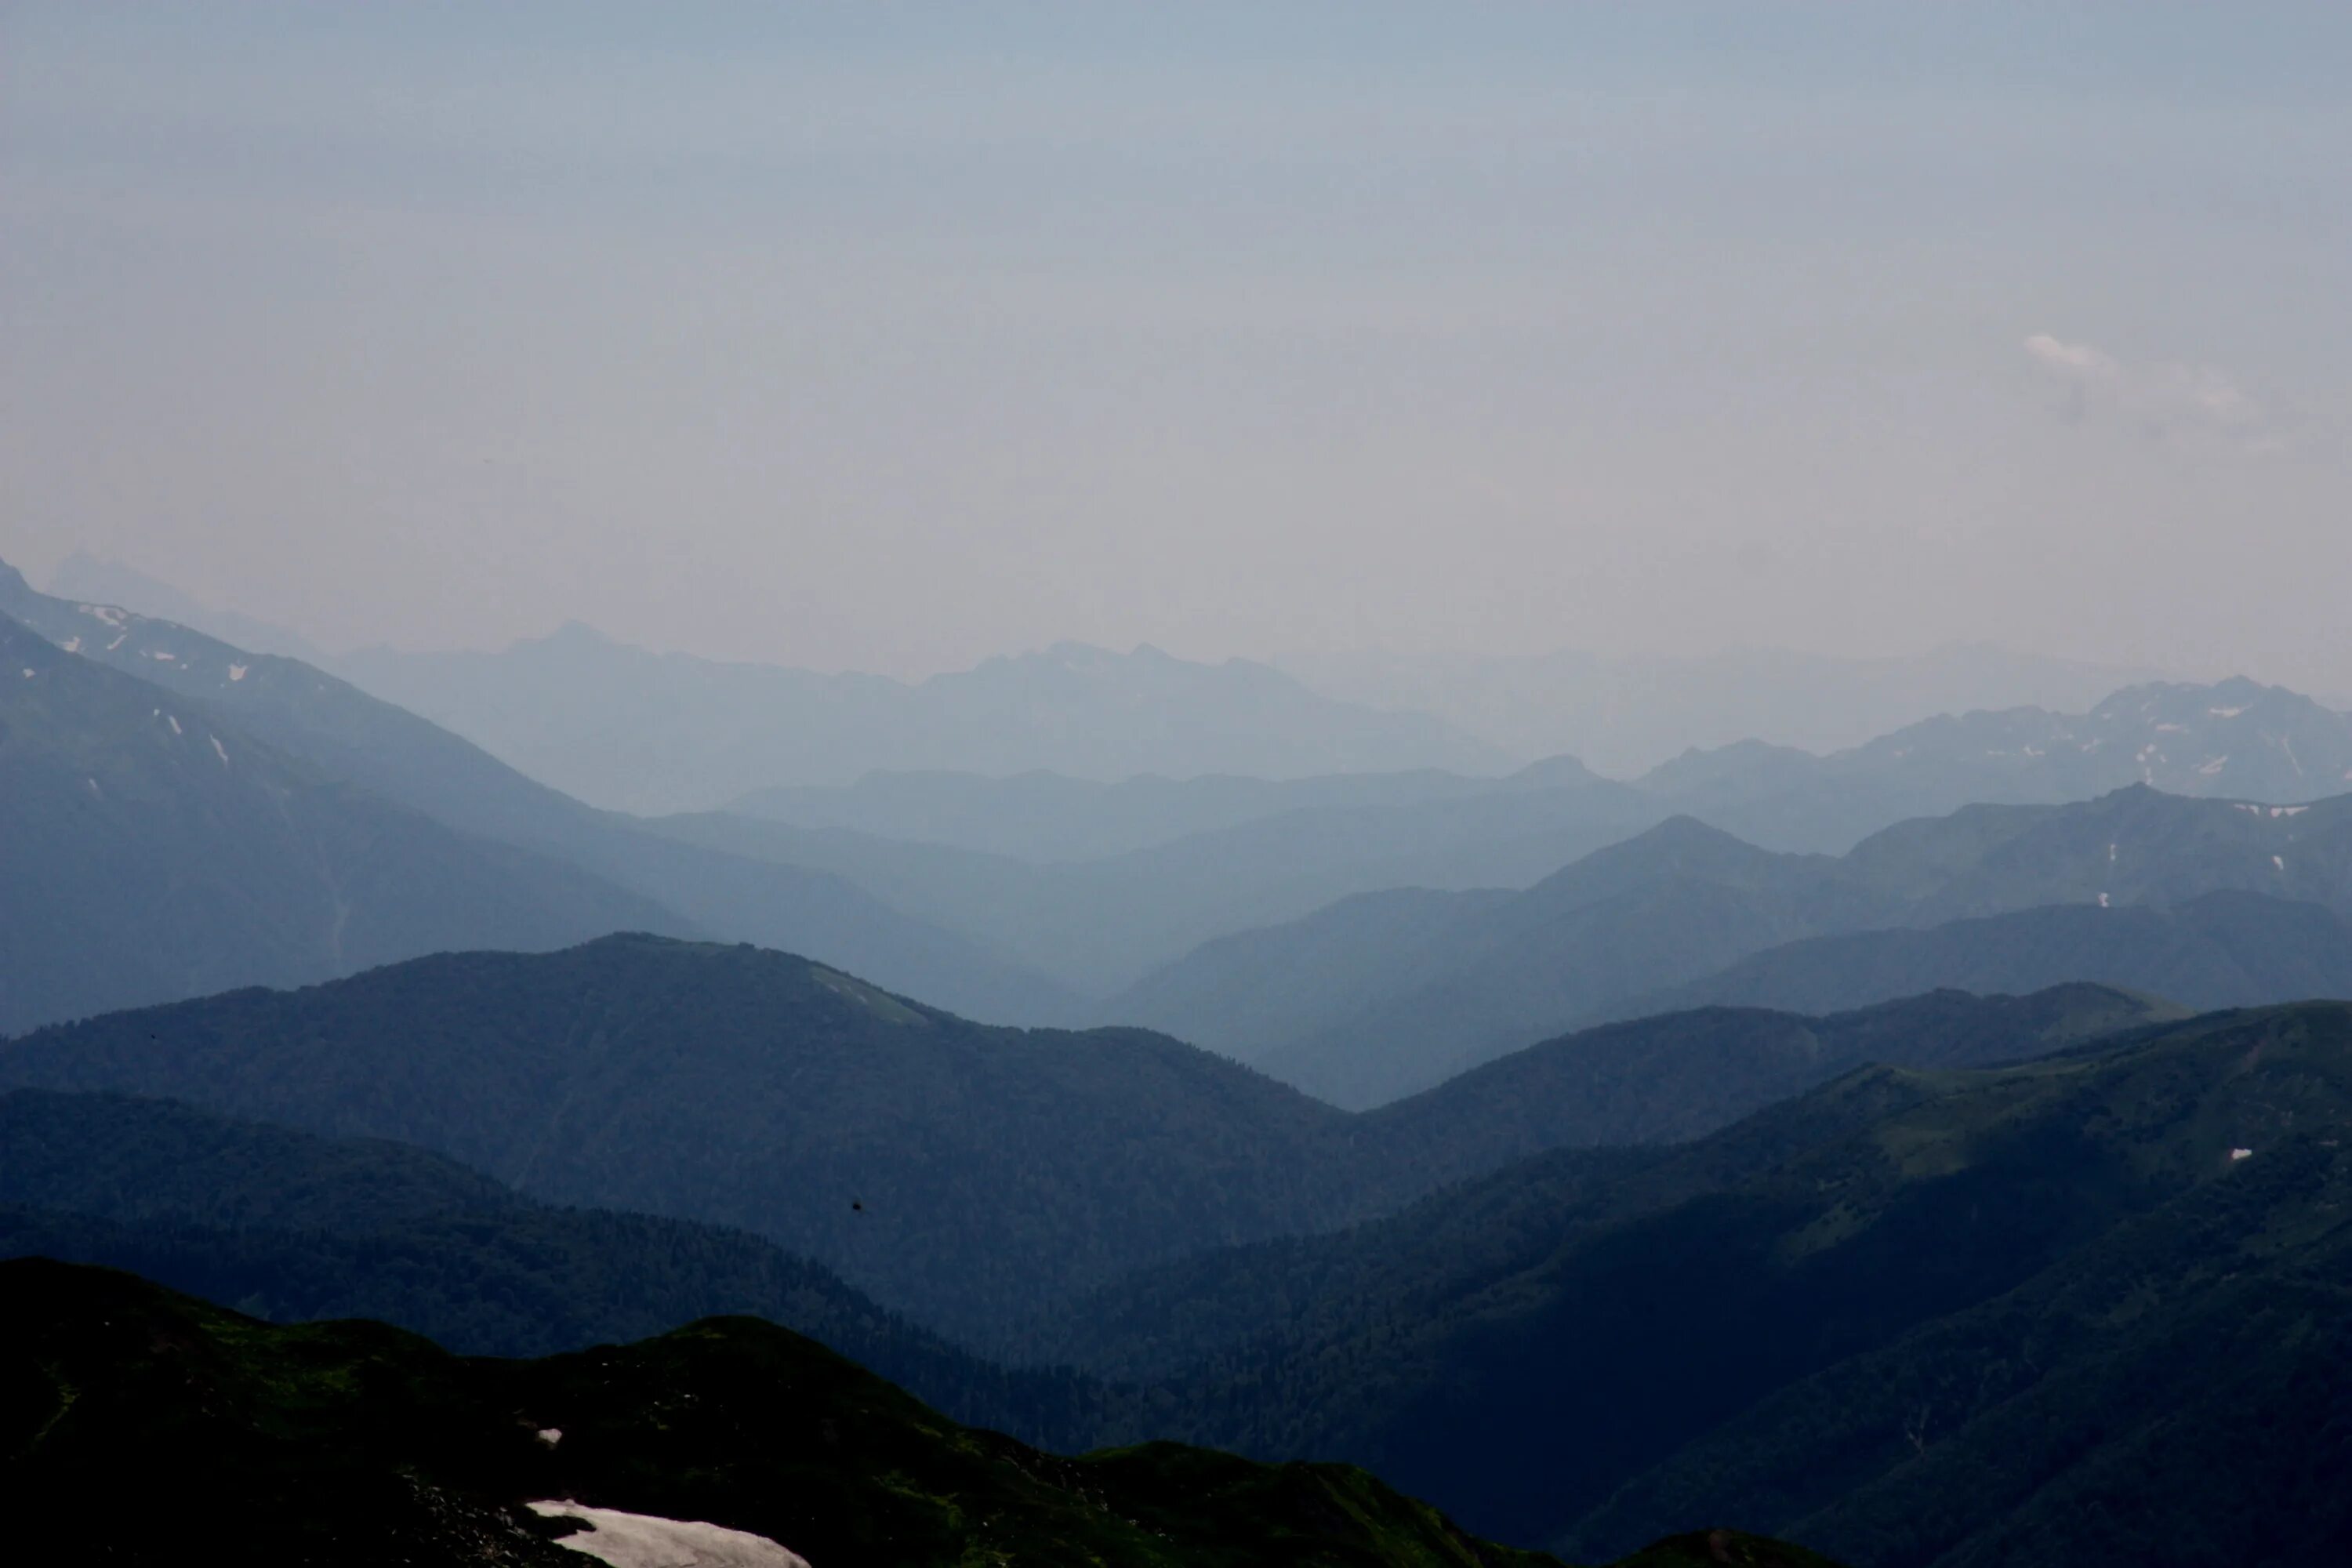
[2024,332,2283,452]
[2024,333,2120,380]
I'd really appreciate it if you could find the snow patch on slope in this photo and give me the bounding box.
[527,1502,811,1568]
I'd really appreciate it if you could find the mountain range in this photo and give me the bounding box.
[1116,786,2352,1106]
[1040,1000,2352,1565]
[679,679,2352,1001]
[670,691,2352,1000]
[0,560,1076,1029]
[659,757,1657,993]
[335,622,1514,811]
[1641,675,2352,850]
[324,642,2352,847]
[19,553,2352,1025]
[9,988,2345,1566]
[1279,642,2168,777]
[0,931,2172,1344]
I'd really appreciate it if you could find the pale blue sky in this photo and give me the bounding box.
[3,4,2347,687]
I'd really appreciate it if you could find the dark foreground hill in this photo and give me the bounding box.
[0,612,680,1035]
[0,1259,1836,1568]
[0,937,2170,1343]
[1052,1004,2352,1565]
[0,1088,1106,1449]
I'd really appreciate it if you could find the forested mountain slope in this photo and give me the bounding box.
[0,938,1362,1341]
[0,1089,1105,1448]
[0,935,2170,1345]
[1040,1004,2352,1564]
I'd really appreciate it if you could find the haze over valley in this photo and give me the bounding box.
[5,6,2350,1566]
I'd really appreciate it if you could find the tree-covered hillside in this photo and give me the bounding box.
[0,1258,1831,1568]
[0,1089,1108,1448]
[0,938,2169,1345]
[1045,1004,2352,1563]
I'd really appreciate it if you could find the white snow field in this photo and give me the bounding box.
[527,1501,812,1568]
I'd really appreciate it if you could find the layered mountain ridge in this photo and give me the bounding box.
[1041,1000,2352,1565]
[0,934,2174,1345]
[0,561,1077,1029]
[335,622,1514,812]
[1117,786,2352,1106]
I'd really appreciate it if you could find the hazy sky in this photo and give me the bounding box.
[3,4,2348,684]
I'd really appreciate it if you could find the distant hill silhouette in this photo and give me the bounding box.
[335,625,1513,811]
[1116,786,2352,1106]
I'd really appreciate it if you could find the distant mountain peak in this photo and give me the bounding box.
[533,619,622,649]
[1504,753,1603,789]
[1625,812,1765,852]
